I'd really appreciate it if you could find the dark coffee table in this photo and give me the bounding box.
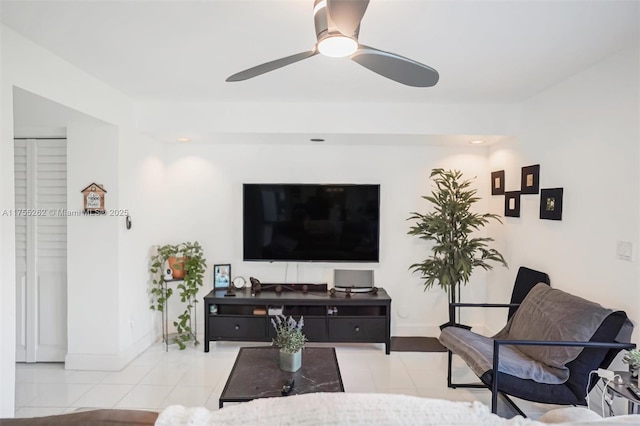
[219,346,344,407]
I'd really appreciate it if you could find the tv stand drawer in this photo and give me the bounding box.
[209,317,265,339]
[328,317,386,341]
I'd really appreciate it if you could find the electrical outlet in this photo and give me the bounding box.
[616,241,633,262]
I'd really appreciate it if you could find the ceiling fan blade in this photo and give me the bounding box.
[351,45,439,87]
[226,50,318,82]
[326,0,369,37]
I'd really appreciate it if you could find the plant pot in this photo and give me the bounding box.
[279,349,302,372]
[168,256,186,279]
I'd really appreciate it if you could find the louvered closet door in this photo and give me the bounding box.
[15,139,67,362]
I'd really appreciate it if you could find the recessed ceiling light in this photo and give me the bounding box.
[310,138,325,143]
[176,137,191,143]
[469,139,485,145]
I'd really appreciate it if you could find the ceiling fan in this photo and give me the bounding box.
[226,0,439,87]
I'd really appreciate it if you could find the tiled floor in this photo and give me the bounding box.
[14,340,609,419]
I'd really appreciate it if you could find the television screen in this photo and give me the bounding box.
[243,184,380,262]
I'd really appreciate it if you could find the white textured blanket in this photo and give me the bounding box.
[155,392,640,426]
[155,393,527,426]
[155,393,640,425]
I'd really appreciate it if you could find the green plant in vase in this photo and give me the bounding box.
[407,168,507,327]
[271,315,307,372]
[149,241,207,349]
[623,348,640,377]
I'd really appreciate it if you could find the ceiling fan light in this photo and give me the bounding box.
[318,35,358,58]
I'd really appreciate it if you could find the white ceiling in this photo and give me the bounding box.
[2,0,638,104]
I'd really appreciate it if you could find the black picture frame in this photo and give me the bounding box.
[504,191,521,217]
[540,188,563,220]
[214,264,231,290]
[521,164,540,194]
[491,170,505,195]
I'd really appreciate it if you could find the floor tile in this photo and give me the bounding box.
[70,384,134,408]
[139,364,187,386]
[66,370,111,384]
[342,372,376,393]
[15,383,42,407]
[13,341,612,420]
[115,384,173,409]
[14,406,67,418]
[178,368,224,387]
[161,385,215,407]
[25,383,94,407]
[371,366,415,389]
[15,364,73,384]
[101,364,155,385]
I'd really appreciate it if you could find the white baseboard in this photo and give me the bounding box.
[65,331,155,371]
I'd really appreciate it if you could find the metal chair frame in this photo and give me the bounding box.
[445,302,636,415]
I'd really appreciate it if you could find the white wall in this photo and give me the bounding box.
[0,25,162,415]
[138,101,521,139]
[156,142,496,336]
[117,130,165,361]
[64,121,120,367]
[0,32,13,417]
[487,46,640,340]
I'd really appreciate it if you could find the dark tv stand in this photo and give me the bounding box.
[203,287,392,354]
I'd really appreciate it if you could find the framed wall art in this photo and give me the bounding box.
[521,164,540,194]
[491,170,505,195]
[540,188,563,220]
[504,191,521,217]
[214,264,231,290]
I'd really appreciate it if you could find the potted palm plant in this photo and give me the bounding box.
[407,168,507,327]
[149,241,207,349]
[271,315,307,372]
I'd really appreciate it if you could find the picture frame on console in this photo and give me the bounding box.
[214,264,231,290]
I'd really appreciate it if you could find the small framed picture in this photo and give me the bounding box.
[213,264,231,290]
[504,191,521,217]
[491,170,505,195]
[540,188,563,220]
[521,164,540,194]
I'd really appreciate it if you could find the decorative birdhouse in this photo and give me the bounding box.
[81,183,107,213]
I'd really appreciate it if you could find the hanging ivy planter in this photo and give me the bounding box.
[149,241,207,349]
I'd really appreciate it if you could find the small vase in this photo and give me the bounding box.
[168,257,186,279]
[279,349,302,372]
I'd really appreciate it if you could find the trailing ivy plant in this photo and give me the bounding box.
[407,168,507,325]
[149,241,207,349]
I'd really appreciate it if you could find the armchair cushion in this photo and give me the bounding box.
[494,284,615,370]
[440,326,567,384]
[439,284,633,385]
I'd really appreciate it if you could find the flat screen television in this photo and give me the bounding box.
[243,184,380,262]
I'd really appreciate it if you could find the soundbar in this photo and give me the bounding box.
[249,278,327,294]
